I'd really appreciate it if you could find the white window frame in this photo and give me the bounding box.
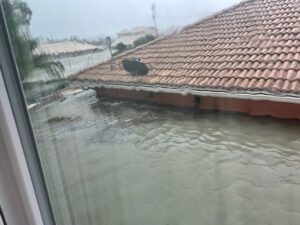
[0,2,56,224]
[0,71,44,225]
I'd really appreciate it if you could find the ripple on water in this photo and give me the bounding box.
[30,90,300,225]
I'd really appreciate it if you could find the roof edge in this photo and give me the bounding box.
[75,80,300,105]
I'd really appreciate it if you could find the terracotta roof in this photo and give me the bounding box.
[74,0,300,96]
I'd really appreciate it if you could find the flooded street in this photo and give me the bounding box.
[30,89,300,225]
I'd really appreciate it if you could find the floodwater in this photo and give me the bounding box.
[30,89,300,225]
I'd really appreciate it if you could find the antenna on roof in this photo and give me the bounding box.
[151,3,159,37]
[106,36,113,70]
[122,58,149,76]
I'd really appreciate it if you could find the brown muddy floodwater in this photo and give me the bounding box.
[30,89,300,225]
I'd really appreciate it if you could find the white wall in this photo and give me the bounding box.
[0,132,29,225]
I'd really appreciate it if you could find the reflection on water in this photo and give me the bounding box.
[30,89,300,225]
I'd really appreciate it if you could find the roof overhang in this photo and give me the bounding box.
[74,80,300,105]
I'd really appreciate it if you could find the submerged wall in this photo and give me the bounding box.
[96,88,300,120]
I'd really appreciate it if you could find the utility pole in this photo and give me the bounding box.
[106,36,113,70]
[151,3,159,37]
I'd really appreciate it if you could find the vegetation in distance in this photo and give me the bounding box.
[113,34,156,55]
[2,0,65,81]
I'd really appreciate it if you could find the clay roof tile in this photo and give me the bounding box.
[74,0,300,96]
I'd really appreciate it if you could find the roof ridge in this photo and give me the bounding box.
[181,0,257,31]
[120,0,257,59]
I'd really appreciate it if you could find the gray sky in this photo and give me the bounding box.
[25,0,241,39]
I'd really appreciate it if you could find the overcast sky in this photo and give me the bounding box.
[25,0,241,39]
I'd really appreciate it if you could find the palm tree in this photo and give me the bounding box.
[2,0,64,81]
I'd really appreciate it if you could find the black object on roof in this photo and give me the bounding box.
[122,59,149,76]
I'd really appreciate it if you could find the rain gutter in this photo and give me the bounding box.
[75,80,300,105]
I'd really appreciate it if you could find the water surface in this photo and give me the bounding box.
[30,89,300,225]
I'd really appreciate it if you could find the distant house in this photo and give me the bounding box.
[34,41,103,58]
[29,41,109,82]
[117,26,156,38]
[113,26,156,45]
[73,0,300,120]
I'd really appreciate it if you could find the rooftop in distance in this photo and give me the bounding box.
[114,26,157,46]
[34,41,103,56]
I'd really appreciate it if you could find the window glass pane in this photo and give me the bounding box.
[2,0,300,225]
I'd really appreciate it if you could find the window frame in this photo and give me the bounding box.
[0,1,56,225]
